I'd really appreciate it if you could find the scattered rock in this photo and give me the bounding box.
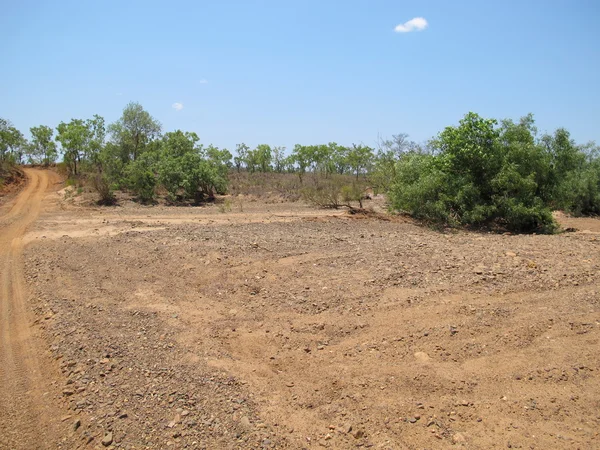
[414,352,431,362]
[452,432,466,443]
[240,416,252,429]
[101,431,113,447]
[352,429,364,439]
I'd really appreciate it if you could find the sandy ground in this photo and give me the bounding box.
[1,169,600,449]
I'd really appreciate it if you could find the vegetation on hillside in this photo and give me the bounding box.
[1,104,598,232]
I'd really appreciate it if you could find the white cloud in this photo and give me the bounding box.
[172,102,184,111]
[394,17,428,33]
[199,78,208,84]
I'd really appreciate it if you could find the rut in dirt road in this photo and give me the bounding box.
[0,169,62,450]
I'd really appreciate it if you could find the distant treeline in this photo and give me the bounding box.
[1,103,598,232]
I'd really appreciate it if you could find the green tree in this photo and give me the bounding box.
[347,144,374,179]
[85,115,106,166]
[371,133,417,193]
[56,119,89,174]
[234,143,249,172]
[29,125,57,166]
[108,102,161,162]
[0,119,27,163]
[206,144,232,185]
[331,144,350,175]
[291,144,311,182]
[254,144,272,172]
[272,146,286,173]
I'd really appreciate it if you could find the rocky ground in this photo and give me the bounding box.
[18,190,600,449]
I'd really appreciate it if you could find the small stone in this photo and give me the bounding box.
[414,352,431,362]
[452,432,466,443]
[118,413,128,419]
[240,416,252,429]
[101,432,113,447]
[73,419,81,431]
[285,382,295,388]
[352,429,364,439]
[62,389,75,396]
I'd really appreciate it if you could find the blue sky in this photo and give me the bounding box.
[1,0,599,151]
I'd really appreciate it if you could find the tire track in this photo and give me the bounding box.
[0,169,62,450]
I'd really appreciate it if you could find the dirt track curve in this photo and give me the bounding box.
[0,169,63,450]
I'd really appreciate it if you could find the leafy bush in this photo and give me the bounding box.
[554,164,600,216]
[125,155,158,203]
[156,131,228,203]
[390,113,559,233]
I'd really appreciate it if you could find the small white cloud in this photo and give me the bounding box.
[116,92,123,96]
[394,17,428,33]
[199,78,208,84]
[172,102,184,111]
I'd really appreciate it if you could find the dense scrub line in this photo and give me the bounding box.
[2,104,599,231]
[390,113,600,232]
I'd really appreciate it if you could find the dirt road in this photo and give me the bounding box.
[0,169,67,450]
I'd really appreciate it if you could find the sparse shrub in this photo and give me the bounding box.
[302,175,367,209]
[218,198,232,213]
[228,172,303,201]
[90,172,116,205]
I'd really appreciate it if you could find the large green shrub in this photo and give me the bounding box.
[156,131,228,203]
[389,113,558,233]
[125,154,158,203]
